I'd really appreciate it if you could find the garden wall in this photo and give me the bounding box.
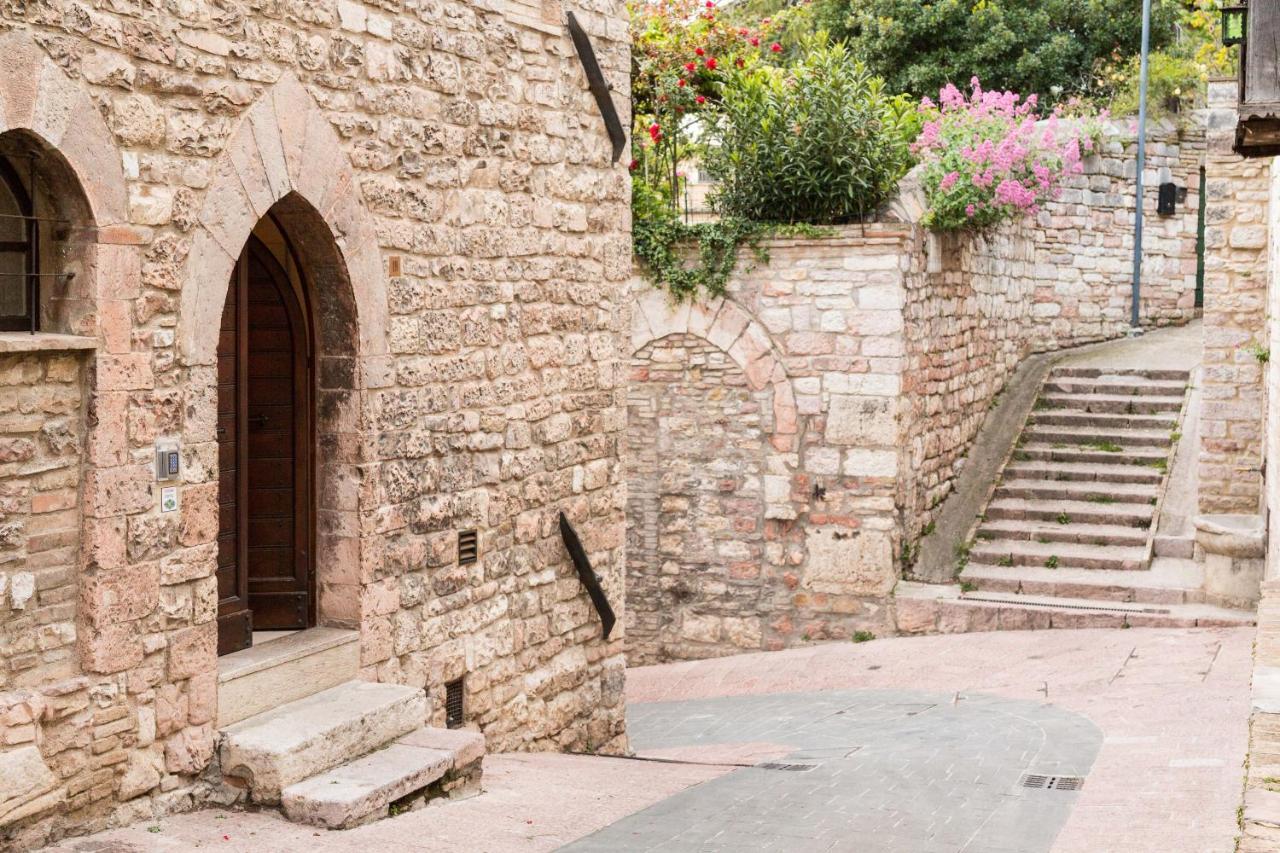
[627,119,1207,662]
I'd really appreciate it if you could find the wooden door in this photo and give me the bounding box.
[217,237,313,656]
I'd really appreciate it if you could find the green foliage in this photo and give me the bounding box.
[703,38,918,224]
[1107,51,1205,121]
[632,180,767,301]
[852,630,876,643]
[820,0,1179,109]
[1044,555,1059,569]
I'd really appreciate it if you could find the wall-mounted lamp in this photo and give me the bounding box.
[1222,4,1247,46]
[1157,182,1178,216]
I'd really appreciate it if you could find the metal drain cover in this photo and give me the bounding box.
[756,762,818,772]
[1020,773,1085,791]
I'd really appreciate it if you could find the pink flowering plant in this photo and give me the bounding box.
[912,78,1101,231]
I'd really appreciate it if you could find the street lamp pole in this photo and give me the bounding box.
[1130,0,1153,331]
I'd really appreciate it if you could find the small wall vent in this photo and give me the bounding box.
[445,678,465,729]
[458,529,478,565]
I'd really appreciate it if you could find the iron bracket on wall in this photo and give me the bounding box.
[565,11,627,163]
[559,511,617,639]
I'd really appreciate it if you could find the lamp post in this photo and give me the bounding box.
[1130,0,1152,332]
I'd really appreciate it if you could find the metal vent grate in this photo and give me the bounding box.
[1021,774,1084,791]
[458,530,478,565]
[756,762,817,772]
[445,678,464,729]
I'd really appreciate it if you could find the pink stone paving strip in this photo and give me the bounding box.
[628,628,1253,853]
[39,753,729,853]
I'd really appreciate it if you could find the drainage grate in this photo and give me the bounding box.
[755,762,818,772]
[445,678,464,729]
[458,529,478,566]
[1021,773,1084,791]
[961,595,1169,616]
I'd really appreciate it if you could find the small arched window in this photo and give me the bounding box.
[0,155,36,331]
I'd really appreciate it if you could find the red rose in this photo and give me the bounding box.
[648,123,661,141]
[750,37,759,46]
[705,58,717,70]
[628,159,639,170]
[734,57,744,68]
[684,62,696,72]
[695,95,707,105]
[695,47,704,56]
[677,78,686,87]
[770,42,782,52]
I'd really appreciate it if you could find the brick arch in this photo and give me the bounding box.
[178,72,386,366]
[0,31,128,229]
[631,290,798,448]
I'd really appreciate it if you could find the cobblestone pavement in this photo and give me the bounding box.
[566,689,1102,853]
[43,628,1250,853]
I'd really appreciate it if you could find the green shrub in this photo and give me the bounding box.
[703,38,917,224]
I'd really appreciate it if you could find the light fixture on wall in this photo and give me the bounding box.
[1222,4,1247,47]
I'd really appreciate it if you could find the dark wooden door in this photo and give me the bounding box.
[216,237,313,656]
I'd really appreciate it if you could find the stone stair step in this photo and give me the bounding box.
[894,582,1254,633]
[985,497,1155,527]
[994,478,1158,503]
[974,518,1148,547]
[216,627,359,728]
[1023,424,1175,448]
[1049,367,1191,382]
[968,538,1148,571]
[1042,377,1187,397]
[281,727,485,830]
[961,561,1204,604]
[1029,410,1178,430]
[1003,459,1163,485]
[1038,393,1185,414]
[1016,442,1167,466]
[219,680,427,804]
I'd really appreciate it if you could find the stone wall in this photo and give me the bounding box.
[1200,81,1270,515]
[0,0,631,844]
[0,350,87,691]
[626,119,1211,662]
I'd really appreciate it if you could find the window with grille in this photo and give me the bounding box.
[458,529,478,565]
[445,678,464,729]
[0,155,36,332]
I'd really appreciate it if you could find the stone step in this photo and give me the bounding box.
[1023,424,1174,448]
[1029,409,1178,431]
[985,497,1155,527]
[975,518,1148,547]
[969,538,1148,571]
[994,478,1158,504]
[1049,367,1191,382]
[281,727,486,830]
[894,582,1254,633]
[1017,442,1167,466]
[960,560,1205,605]
[219,680,427,803]
[216,627,359,728]
[1042,378,1187,397]
[1004,459,1163,485]
[1038,392,1185,414]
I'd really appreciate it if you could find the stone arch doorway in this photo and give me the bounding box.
[216,213,317,655]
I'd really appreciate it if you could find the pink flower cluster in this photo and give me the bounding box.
[913,78,1096,230]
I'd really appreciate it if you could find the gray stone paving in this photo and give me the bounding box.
[563,689,1102,853]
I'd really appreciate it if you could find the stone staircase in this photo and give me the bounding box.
[898,366,1256,631]
[216,630,483,829]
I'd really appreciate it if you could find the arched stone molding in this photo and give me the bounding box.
[178,72,387,367]
[631,288,799,451]
[0,30,128,230]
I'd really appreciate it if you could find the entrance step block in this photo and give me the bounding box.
[216,627,359,727]
[281,727,486,829]
[219,680,426,803]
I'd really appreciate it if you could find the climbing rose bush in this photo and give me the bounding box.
[913,78,1101,231]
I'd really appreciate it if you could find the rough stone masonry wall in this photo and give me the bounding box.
[0,351,86,693]
[899,224,1037,548]
[1027,118,1203,349]
[1199,81,1270,515]
[0,0,631,845]
[626,120,1209,662]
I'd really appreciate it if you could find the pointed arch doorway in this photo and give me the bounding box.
[216,216,315,656]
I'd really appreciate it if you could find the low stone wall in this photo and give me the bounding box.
[626,119,1211,662]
